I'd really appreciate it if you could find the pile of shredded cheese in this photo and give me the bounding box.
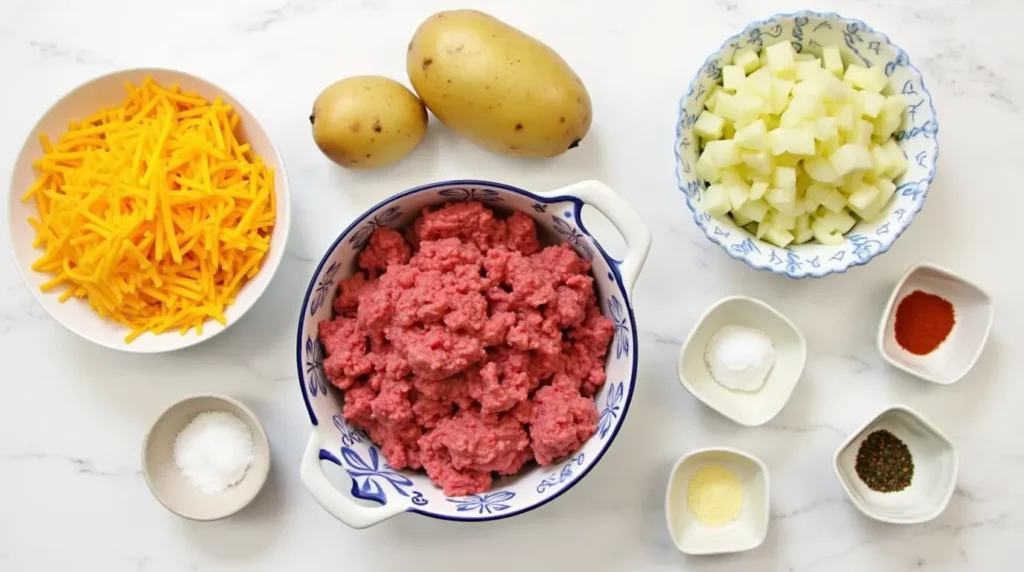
[22,77,275,342]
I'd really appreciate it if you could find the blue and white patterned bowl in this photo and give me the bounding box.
[675,12,938,278]
[296,180,650,528]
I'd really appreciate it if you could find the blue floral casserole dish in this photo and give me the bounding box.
[297,180,650,528]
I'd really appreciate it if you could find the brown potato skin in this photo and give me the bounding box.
[407,10,591,158]
[311,76,427,169]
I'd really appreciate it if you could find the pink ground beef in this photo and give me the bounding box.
[319,201,615,496]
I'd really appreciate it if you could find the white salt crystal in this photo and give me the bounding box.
[704,325,776,392]
[173,411,255,495]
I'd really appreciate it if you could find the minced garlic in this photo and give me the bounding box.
[686,465,743,526]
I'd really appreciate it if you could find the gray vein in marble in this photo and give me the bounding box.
[27,41,111,65]
[921,511,1013,539]
[714,0,739,12]
[989,91,1017,110]
[795,511,1015,570]
[772,496,846,521]
[237,355,295,384]
[921,45,1018,111]
[794,536,893,571]
[839,353,877,375]
[953,485,988,503]
[646,331,683,347]
[284,247,317,263]
[0,286,69,333]
[236,0,331,32]
[2,453,140,478]
[358,0,387,10]
[765,423,845,436]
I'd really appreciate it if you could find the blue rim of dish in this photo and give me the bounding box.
[294,179,640,522]
[674,11,940,278]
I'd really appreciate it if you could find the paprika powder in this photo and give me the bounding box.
[894,290,955,355]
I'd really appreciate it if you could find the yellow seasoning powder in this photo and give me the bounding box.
[686,465,743,526]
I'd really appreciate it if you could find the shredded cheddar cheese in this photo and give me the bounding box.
[22,77,276,343]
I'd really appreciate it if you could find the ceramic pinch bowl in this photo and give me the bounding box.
[142,394,271,521]
[877,262,993,385]
[833,405,957,524]
[678,296,806,426]
[665,448,770,555]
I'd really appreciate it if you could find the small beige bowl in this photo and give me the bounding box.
[143,394,270,521]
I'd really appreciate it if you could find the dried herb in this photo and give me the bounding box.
[855,429,914,492]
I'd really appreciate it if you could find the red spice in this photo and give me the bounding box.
[894,290,955,355]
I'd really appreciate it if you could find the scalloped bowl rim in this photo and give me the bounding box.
[674,11,939,278]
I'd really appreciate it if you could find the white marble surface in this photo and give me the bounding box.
[0,0,1021,570]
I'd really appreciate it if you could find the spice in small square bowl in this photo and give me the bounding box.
[678,296,806,426]
[833,405,957,524]
[877,263,993,385]
[665,447,770,555]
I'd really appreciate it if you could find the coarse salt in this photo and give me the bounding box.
[704,325,776,392]
[173,411,255,495]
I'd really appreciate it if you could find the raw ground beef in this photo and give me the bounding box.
[319,201,615,496]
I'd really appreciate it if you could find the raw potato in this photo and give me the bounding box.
[310,76,427,169]
[407,10,591,158]
[692,41,909,247]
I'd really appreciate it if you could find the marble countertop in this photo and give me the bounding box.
[1,0,1021,570]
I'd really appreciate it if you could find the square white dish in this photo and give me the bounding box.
[833,405,957,524]
[665,447,769,555]
[678,296,806,426]
[877,263,993,385]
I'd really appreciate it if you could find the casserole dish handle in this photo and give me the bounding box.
[301,433,406,529]
[540,179,651,295]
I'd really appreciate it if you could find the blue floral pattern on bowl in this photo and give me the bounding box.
[309,261,340,317]
[608,295,630,359]
[675,12,938,278]
[446,491,516,514]
[536,453,586,494]
[296,180,644,524]
[597,381,624,439]
[304,335,327,397]
[347,206,402,250]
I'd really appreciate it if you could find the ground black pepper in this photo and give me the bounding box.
[854,429,914,492]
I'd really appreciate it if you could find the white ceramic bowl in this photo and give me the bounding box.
[7,68,291,353]
[297,179,651,528]
[678,296,806,426]
[877,263,993,385]
[833,404,957,524]
[675,11,939,278]
[142,394,271,521]
[665,447,770,555]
